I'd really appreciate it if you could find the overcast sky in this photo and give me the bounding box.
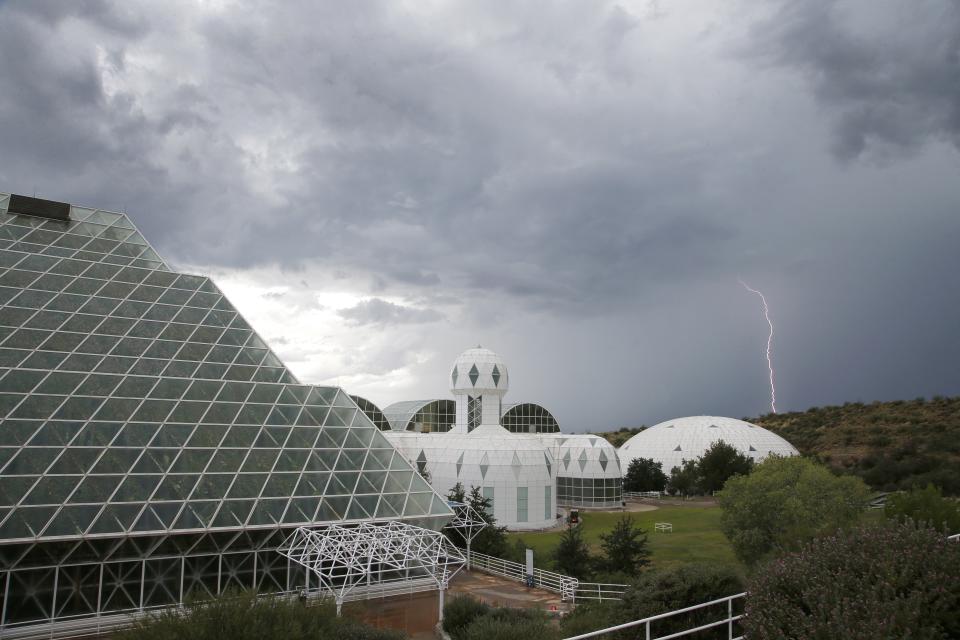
[2,0,959,431]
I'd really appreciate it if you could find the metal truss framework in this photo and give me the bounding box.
[441,501,487,570]
[278,521,465,616]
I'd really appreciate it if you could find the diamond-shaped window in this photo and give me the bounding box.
[491,365,500,387]
[599,450,608,472]
[578,450,588,472]
[451,366,458,386]
[563,450,571,470]
[674,445,682,452]
[469,364,479,386]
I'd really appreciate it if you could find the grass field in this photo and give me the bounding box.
[505,505,741,575]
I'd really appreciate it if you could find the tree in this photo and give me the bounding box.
[447,482,466,504]
[744,521,960,639]
[623,458,668,493]
[553,523,592,579]
[666,459,700,497]
[718,455,871,565]
[884,483,960,533]
[466,485,508,557]
[696,440,753,494]
[597,515,650,575]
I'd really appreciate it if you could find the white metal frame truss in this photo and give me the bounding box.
[441,500,487,569]
[277,521,466,616]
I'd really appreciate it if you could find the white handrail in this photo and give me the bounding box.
[468,551,627,601]
[561,592,746,640]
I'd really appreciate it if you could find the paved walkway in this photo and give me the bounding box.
[348,569,568,639]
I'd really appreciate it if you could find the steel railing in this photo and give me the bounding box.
[561,592,746,640]
[468,551,627,602]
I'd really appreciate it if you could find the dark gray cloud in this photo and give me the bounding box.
[749,0,960,159]
[339,298,444,326]
[1,0,959,427]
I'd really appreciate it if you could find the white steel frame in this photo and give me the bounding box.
[441,500,487,569]
[277,522,466,617]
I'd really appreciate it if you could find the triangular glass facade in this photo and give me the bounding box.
[0,193,451,627]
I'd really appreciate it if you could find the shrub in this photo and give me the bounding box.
[617,564,745,640]
[559,601,624,639]
[744,521,960,639]
[443,595,491,639]
[460,607,558,640]
[718,455,870,565]
[884,483,960,533]
[115,589,403,640]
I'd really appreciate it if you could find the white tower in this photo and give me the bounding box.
[450,346,509,434]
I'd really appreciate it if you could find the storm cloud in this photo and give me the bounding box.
[1,0,958,429]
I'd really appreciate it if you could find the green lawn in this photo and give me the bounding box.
[506,506,741,575]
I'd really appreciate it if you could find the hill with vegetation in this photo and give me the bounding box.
[594,396,960,495]
[753,396,960,495]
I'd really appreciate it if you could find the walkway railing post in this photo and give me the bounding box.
[728,596,733,639]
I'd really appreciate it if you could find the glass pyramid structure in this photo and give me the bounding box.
[0,193,451,629]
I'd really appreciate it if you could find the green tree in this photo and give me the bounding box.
[597,515,650,575]
[696,440,753,494]
[884,483,960,533]
[466,485,508,557]
[623,458,668,492]
[447,482,466,504]
[553,523,592,579]
[718,455,871,565]
[666,459,700,497]
[744,521,960,639]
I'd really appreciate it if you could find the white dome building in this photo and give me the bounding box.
[618,415,799,474]
[450,346,509,433]
[381,347,558,530]
[384,424,557,530]
[540,434,623,509]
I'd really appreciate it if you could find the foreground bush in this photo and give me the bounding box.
[460,607,558,640]
[115,589,404,640]
[719,455,870,565]
[442,595,491,639]
[560,564,744,640]
[744,521,960,639]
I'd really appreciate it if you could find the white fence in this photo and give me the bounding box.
[949,533,959,541]
[468,551,627,603]
[623,491,662,500]
[562,592,746,640]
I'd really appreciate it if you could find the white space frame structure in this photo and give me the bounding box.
[278,521,466,617]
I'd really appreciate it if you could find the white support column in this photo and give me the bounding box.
[51,565,59,622]
[1,571,10,629]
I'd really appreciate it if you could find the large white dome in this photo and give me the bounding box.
[618,415,799,473]
[450,346,509,394]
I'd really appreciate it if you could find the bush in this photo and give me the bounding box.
[617,565,745,640]
[718,455,870,565]
[115,590,403,640]
[460,607,558,640]
[443,595,491,639]
[744,521,960,639]
[884,483,960,533]
[559,601,623,639]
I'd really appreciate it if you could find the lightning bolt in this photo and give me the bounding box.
[739,279,777,413]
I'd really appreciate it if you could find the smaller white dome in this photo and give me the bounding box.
[450,346,509,394]
[618,415,799,473]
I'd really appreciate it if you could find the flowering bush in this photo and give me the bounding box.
[744,521,960,639]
